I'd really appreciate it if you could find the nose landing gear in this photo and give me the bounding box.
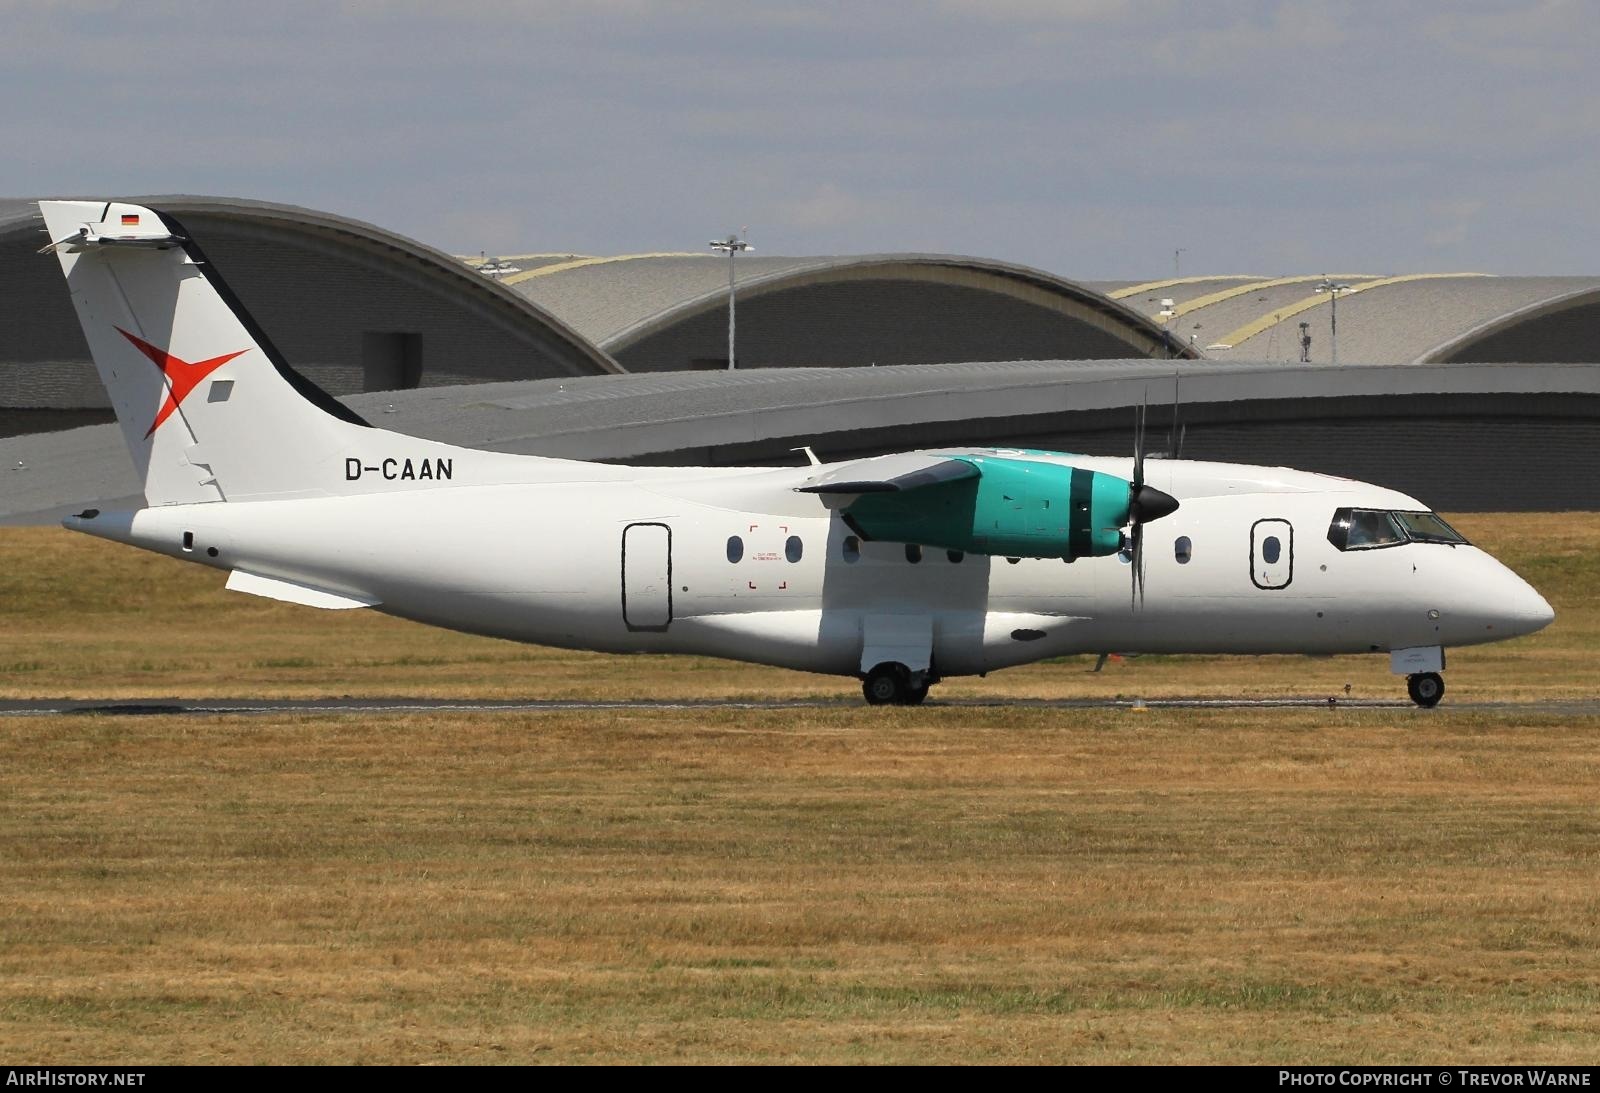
[1392,647,1446,708]
[1407,671,1445,708]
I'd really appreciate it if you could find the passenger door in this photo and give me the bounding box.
[622,522,672,630]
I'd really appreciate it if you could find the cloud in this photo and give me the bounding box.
[4,1,1599,273]
[774,183,876,232]
[1423,199,1485,250]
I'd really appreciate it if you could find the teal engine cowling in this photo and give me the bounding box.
[839,455,1162,561]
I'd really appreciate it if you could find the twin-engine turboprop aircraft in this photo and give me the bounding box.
[37,200,1554,706]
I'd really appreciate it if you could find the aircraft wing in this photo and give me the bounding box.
[795,453,979,495]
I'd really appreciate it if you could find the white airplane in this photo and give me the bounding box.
[37,200,1554,707]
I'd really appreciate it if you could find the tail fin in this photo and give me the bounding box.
[40,200,371,505]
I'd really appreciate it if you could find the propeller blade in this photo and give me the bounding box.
[1123,388,1174,611]
[1128,521,1145,610]
[1132,390,1148,489]
[1137,523,1148,606]
[1128,527,1137,611]
[1167,373,1181,459]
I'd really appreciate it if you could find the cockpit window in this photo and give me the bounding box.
[1392,511,1469,545]
[1328,508,1402,550]
[1328,507,1470,551]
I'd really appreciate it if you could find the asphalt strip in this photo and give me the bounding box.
[3,697,1597,717]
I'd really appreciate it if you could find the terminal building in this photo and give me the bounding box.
[1,195,1597,520]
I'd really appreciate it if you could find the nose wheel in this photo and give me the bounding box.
[1407,672,1445,708]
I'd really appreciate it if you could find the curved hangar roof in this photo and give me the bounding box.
[0,196,616,424]
[488,252,1196,370]
[1093,274,1600,364]
[6,359,1597,524]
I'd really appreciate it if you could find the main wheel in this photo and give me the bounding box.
[863,663,908,706]
[1407,672,1445,708]
[903,683,930,706]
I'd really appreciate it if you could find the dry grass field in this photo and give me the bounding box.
[1,514,1597,1063]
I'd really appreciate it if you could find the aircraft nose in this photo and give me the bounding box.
[1486,565,1555,638]
[1507,579,1555,636]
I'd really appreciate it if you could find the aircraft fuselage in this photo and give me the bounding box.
[69,453,1553,682]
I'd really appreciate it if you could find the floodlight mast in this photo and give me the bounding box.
[710,232,751,369]
[1315,277,1352,364]
[475,254,522,279]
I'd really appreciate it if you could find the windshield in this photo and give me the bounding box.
[1327,508,1470,551]
[1392,511,1469,545]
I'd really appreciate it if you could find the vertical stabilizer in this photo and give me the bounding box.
[39,200,370,505]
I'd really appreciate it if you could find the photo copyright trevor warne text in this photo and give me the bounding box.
[1279,1072,1591,1087]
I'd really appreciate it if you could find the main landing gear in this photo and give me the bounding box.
[1407,672,1445,708]
[862,662,934,706]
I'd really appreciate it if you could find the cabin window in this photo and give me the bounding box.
[905,544,923,564]
[726,535,744,563]
[842,535,861,563]
[1262,536,1281,564]
[1174,535,1192,564]
[947,550,964,564]
[785,535,803,563]
[181,531,194,552]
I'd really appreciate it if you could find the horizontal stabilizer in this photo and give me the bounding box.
[796,454,978,495]
[40,201,184,252]
[225,569,380,610]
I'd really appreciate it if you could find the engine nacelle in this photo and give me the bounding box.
[841,456,1131,560]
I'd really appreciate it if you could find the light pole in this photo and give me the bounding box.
[1174,248,1186,277]
[710,232,751,369]
[475,253,522,279]
[1315,277,1351,364]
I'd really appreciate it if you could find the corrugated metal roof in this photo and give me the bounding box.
[503,252,1191,358]
[2,195,624,378]
[0,200,41,232]
[5,359,1596,524]
[1092,272,1600,364]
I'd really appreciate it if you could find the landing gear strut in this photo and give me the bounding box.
[862,662,934,706]
[1407,672,1445,708]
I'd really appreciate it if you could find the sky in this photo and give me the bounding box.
[5,0,1598,277]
